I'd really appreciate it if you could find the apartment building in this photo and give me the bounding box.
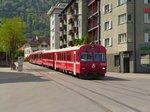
[101,0,150,73]
[88,0,100,44]
[47,2,68,50]
[59,0,88,48]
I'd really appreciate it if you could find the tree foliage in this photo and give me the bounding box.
[0,17,26,68]
[0,0,71,38]
[75,35,90,46]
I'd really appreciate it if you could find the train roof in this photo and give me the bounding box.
[43,46,81,53]
[30,44,106,54]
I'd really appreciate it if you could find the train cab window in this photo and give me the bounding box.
[94,53,105,62]
[81,52,92,62]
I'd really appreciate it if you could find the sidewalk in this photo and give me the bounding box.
[107,72,150,79]
[0,67,150,79]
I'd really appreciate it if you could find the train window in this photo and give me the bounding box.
[76,52,80,62]
[67,53,71,61]
[64,53,66,60]
[81,52,92,62]
[62,53,63,60]
[94,53,105,62]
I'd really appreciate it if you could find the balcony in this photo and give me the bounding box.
[63,44,67,48]
[68,30,74,36]
[69,7,74,14]
[62,34,67,40]
[60,27,63,31]
[73,27,78,33]
[88,0,96,6]
[72,3,78,9]
[68,18,74,24]
[68,41,74,47]
[62,15,66,20]
[60,36,63,41]
[62,24,67,30]
[60,17,63,22]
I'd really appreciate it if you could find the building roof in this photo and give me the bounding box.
[62,0,75,13]
[28,36,50,47]
[47,2,68,15]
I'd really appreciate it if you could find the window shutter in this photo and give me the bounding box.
[102,39,105,46]
[109,3,112,12]
[102,6,105,14]
[145,33,149,42]
[144,14,148,23]
[109,20,112,29]
[109,38,112,46]
[144,0,148,4]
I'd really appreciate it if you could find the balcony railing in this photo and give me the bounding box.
[62,34,67,40]
[68,41,74,46]
[69,7,74,14]
[72,3,78,9]
[60,27,63,31]
[69,30,74,36]
[68,18,74,24]
[60,17,63,22]
[73,27,78,33]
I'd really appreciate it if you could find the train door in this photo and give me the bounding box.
[74,51,76,75]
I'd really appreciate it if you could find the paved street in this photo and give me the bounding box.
[0,62,150,112]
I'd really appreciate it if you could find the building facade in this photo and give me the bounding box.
[24,36,50,58]
[101,0,150,73]
[47,2,68,50]
[59,0,88,48]
[88,0,100,44]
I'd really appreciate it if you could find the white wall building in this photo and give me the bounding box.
[47,2,68,50]
[24,36,50,58]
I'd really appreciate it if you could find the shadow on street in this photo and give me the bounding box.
[0,72,50,84]
[100,76,130,81]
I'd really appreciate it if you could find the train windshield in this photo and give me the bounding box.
[94,53,105,62]
[81,52,92,62]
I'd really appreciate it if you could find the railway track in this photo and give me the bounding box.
[24,63,147,112]
[24,64,112,112]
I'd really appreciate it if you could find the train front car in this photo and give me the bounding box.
[79,44,107,78]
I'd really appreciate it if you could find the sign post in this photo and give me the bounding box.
[18,57,23,71]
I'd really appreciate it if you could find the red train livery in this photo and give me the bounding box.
[28,44,107,78]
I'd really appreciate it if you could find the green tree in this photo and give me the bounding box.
[0,17,26,69]
[75,35,90,46]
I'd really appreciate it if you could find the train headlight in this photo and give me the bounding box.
[102,67,106,70]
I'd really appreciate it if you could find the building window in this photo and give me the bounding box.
[144,33,150,42]
[118,14,126,24]
[144,13,150,23]
[118,33,127,43]
[141,54,150,67]
[104,21,112,30]
[128,14,133,22]
[104,38,112,47]
[103,3,112,14]
[114,55,120,67]
[118,0,127,5]
[144,0,150,4]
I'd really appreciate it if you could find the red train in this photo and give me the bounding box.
[28,44,107,78]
